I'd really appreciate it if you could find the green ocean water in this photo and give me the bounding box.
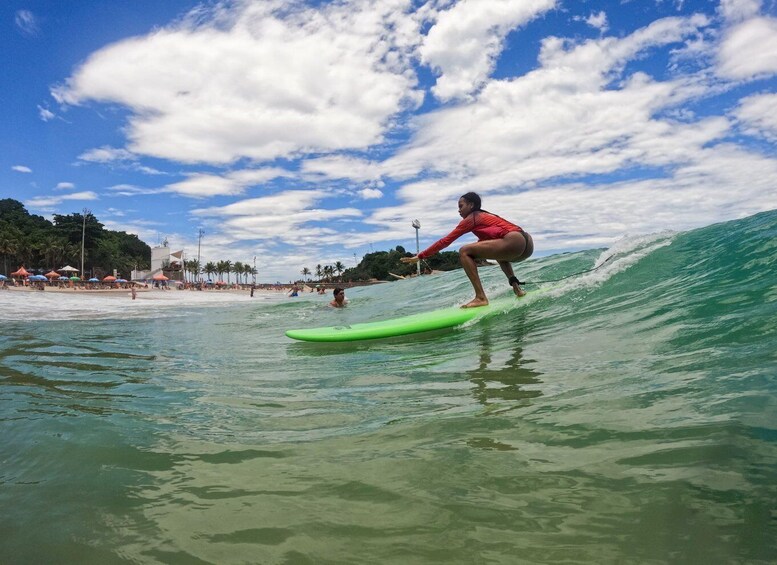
[1,211,776,564]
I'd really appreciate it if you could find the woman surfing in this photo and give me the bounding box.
[401,192,533,308]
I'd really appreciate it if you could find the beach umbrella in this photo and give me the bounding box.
[11,267,30,277]
[88,278,100,282]
[115,278,127,283]
[69,276,81,281]
[58,265,78,273]
[58,276,68,281]
[152,274,169,281]
[102,275,117,282]
[45,271,60,278]
[0,274,6,280]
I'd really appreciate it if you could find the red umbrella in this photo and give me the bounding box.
[44,271,61,278]
[152,274,169,281]
[102,275,117,282]
[11,267,30,277]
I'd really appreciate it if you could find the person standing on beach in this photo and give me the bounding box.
[401,192,533,308]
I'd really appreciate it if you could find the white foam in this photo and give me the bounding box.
[548,231,677,296]
[0,289,284,321]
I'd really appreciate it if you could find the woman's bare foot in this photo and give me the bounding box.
[462,297,489,308]
[511,283,526,297]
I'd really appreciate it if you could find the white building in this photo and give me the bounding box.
[131,245,184,281]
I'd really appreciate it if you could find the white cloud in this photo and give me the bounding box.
[101,218,165,244]
[164,167,291,198]
[359,188,384,199]
[717,17,777,79]
[192,189,363,245]
[55,182,76,190]
[12,165,32,173]
[106,184,160,196]
[25,191,99,209]
[15,10,38,36]
[301,156,384,182]
[585,11,608,32]
[38,105,55,121]
[420,0,556,101]
[735,92,777,141]
[78,146,136,163]
[383,15,717,192]
[718,0,762,23]
[362,143,777,255]
[53,0,423,165]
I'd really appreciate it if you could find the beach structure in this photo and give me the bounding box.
[132,244,184,281]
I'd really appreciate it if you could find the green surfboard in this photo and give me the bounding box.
[285,292,537,342]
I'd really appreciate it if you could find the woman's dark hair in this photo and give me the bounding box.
[459,191,508,223]
[460,192,482,211]
[333,287,344,296]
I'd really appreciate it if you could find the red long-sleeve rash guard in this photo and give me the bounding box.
[418,211,522,259]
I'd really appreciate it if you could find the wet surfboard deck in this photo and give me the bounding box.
[285,292,539,342]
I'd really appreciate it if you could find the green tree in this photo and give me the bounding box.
[0,199,150,276]
[187,259,201,282]
[0,230,20,275]
[333,261,345,281]
[216,260,231,283]
[233,261,244,284]
[301,267,311,281]
[204,262,216,281]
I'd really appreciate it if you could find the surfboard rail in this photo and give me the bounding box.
[285,294,530,342]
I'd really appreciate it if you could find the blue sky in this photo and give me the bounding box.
[3,0,777,282]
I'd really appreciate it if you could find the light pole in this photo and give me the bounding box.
[411,219,421,276]
[196,229,204,282]
[80,208,90,279]
[253,255,257,285]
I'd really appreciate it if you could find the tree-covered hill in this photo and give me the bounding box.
[340,246,461,282]
[0,199,150,277]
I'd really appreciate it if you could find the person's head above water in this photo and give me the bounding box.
[458,192,482,218]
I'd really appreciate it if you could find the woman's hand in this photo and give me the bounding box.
[400,255,420,264]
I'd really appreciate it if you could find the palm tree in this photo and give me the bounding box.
[233,261,244,284]
[333,261,345,281]
[0,234,19,275]
[301,267,311,281]
[63,242,79,267]
[323,265,334,282]
[47,237,67,270]
[204,261,217,281]
[216,260,231,283]
[315,264,322,282]
[187,259,201,282]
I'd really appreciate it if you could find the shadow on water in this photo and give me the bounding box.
[465,309,544,407]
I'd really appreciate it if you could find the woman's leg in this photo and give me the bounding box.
[459,248,488,307]
[502,232,533,297]
[498,261,525,297]
[459,232,527,307]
